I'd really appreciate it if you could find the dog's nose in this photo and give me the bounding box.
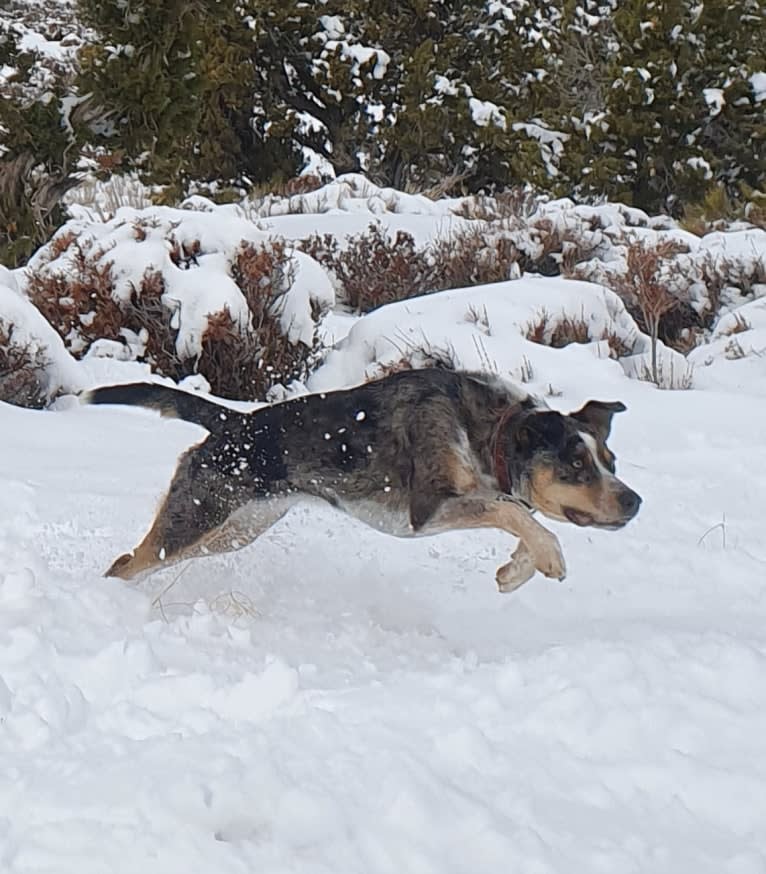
[619,488,642,517]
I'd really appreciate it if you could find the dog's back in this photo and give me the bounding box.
[84,368,529,537]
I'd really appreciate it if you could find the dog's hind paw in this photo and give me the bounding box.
[104,551,145,581]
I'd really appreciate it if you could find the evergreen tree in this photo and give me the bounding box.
[540,0,766,212]
[77,0,276,187]
[0,24,84,265]
[71,0,765,211]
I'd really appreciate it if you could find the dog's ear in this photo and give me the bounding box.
[516,411,566,453]
[570,400,626,441]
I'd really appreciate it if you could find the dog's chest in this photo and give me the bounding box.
[333,494,413,537]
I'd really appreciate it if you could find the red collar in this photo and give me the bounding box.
[491,404,520,494]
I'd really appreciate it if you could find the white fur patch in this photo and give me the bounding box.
[578,431,613,478]
[334,497,413,536]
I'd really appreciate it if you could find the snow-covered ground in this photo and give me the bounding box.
[2,180,766,872]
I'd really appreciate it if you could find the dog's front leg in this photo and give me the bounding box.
[493,500,567,591]
[423,497,566,591]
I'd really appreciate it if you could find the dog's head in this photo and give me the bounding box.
[507,400,641,529]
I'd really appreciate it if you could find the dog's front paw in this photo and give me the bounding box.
[534,532,567,581]
[495,541,536,593]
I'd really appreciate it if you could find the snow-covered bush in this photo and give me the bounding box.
[3,175,765,406]
[23,206,334,400]
[0,272,80,404]
[0,321,49,408]
[199,240,325,401]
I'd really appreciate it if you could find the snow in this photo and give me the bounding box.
[315,17,391,82]
[687,155,713,180]
[469,98,507,130]
[161,255,250,361]
[241,173,467,219]
[318,15,345,39]
[434,74,459,97]
[703,88,725,116]
[3,346,766,872]
[339,43,391,80]
[750,71,766,103]
[309,277,645,394]
[512,122,569,177]
[18,29,74,61]
[4,176,766,871]
[689,296,766,386]
[281,251,335,346]
[258,211,473,248]
[697,228,766,264]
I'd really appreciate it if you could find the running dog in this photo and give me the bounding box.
[85,368,641,592]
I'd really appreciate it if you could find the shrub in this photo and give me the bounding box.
[300,223,525,313]
[0,321,49,408]
[718,313,751,336]
[300,225,436,312]
[200,241,319,400]
[525,309,636,358]
[26,240,121,355]
[429,232,522,288]
[367,339,459,382]
[0,21,86,266]
[608,241,692,384]
[300,209,620,315]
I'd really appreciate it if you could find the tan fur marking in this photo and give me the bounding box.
[105,539,166,581]
[423,497,566,589]
[105,512,192,581]
[496,541,536,592]
[444,450,479,494]
[529,465,626,525]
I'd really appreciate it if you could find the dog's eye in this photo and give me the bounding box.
[572,459,583,470]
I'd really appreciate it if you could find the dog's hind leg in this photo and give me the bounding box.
[421,497,566,592]
[105,444,255,581]
[192,494,301,558]
[108,499,296,582]
[107,457,301,582]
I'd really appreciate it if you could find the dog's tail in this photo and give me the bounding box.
[83,383,233,430]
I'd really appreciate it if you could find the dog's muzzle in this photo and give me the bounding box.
[564,486,642,529]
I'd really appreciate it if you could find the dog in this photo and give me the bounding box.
[85,368,641,592]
